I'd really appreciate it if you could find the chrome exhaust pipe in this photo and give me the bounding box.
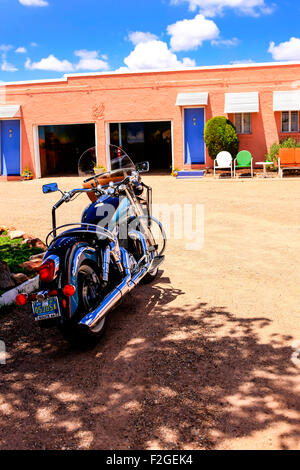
[79,246,150,331]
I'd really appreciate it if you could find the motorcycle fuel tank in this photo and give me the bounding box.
[81,194,131,230]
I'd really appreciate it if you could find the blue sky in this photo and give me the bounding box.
[0,0,300,82]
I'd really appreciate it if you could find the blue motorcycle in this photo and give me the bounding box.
[16,145,166,345]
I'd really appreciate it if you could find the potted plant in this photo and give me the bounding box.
[171,168,180,177]
[22,167,33,180]
[94,165,107,174]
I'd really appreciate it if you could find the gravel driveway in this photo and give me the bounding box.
[0,176,300,450]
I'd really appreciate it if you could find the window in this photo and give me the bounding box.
[235,113,251,134]
[281,111,299,133]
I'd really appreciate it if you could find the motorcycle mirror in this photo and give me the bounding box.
[135,161,149,173]
[42,183,59,194]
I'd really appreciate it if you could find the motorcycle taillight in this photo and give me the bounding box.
[15,294,28,306]
[39,259,55,283]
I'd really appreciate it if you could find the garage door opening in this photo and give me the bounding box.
[38,124,96,177]
[109,122,172,172]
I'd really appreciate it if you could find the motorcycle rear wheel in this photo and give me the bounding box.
[60,262,106,347]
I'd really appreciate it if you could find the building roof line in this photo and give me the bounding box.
[1,60,300,87]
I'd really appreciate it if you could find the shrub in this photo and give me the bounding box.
[204,116,239,161]
[266,138,300,165]
[0,235,43,275]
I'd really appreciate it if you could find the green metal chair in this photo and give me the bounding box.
[234,150,253,178]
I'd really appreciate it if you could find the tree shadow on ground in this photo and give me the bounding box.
[0,278,299,450]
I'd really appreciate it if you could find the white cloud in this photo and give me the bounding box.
[123,39,196,71]
[74,50,109,71]
[268,37,300,61]
[25,50,109,72]
[170,0,274,17]
[0,45,17,72]
[19,0,49,6]
[25,54,74,72]
[0,45,13,53]
[167,14,219,51]
[230,59,255,64]
[128,31,159,45]
[15,47,27,54]
[211,37,239,47]
[1,61,18,72]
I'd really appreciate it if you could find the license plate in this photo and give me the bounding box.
[32,297,61,321]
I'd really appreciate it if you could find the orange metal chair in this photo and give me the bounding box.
[278,148,300,178]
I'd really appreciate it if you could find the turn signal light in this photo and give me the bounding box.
[15,294,28,306]
[39,259,55,283]
[63,284,76,297]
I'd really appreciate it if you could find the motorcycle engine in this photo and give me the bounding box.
[129,253,139,274]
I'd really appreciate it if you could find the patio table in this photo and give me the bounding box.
[255,161,273,178]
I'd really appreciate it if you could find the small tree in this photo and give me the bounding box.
[204,116,239,160]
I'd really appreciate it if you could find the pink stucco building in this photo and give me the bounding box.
[1,60,300,179]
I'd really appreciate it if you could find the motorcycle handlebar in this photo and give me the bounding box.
[51,177,139,235]
[53,177,133,211]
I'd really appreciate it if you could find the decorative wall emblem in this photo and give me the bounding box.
[92,103,105,120]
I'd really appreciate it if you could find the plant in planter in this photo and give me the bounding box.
[22,167,33,180]
[94,165,107,173]
[171,168,180,177]
[266,138,300,169]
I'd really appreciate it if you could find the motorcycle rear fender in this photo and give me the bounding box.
[42,237,100,319]
[65,241,99,319]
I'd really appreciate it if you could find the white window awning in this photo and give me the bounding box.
[0,105,21,118]
[176,92,208,106]
[273,91,300,111]
[225,92,259,113]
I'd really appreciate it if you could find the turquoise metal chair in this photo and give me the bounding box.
[234,151,253,178]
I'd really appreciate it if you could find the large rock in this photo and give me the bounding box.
[0,261,15,291]
[11,273,29,286]
[22,233,35,241]
[19,259,42,273]
[26,238,47,251]
[9,230,25,240]
[29,253,45,261]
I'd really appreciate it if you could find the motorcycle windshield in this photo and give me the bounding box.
[78,145,135,179]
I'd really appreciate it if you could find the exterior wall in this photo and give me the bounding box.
[2,62,300,177]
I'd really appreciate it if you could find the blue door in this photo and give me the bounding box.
[184,108,205,164]
[1,120,21,176]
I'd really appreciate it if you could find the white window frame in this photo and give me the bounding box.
[281,111,299,133]
[234,113,252,135]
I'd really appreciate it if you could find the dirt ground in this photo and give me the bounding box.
[0,175,300,450]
